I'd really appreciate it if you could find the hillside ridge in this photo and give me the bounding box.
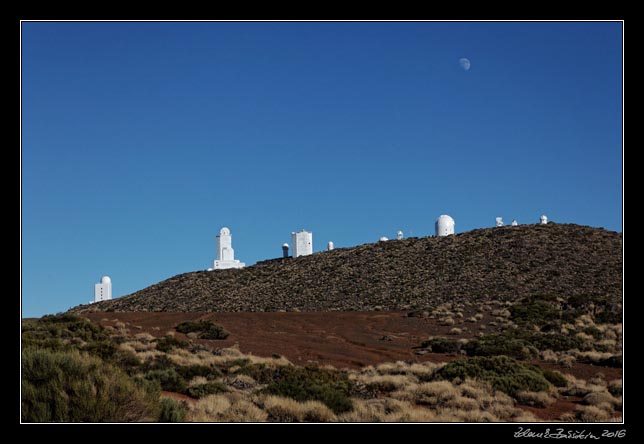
[72,223,622,313]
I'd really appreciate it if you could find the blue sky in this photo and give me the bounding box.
[21,21,623,317]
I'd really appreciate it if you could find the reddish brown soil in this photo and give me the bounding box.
[84,311,621,379]
[85,311,460,368]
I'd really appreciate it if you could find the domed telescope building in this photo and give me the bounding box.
[435,215,455,237]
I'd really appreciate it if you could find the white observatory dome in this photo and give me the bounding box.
[379,236,389,242]
[220,227,231,235]
[282,243,289,248]
[101,276,111,284]
[396,230,404,240]
[540,215,548,225]
[435,215,455,237]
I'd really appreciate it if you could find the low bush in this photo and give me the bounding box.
[541,369,567,388]
[421,337,461,354]
[186,382,228,399]
[144,368,187,393]
[158,398,187,422]
[510,296,562,328]
[259,366,353,414]
[463,333,534,360]
[432,356,550,397]
[463,330,581,360]
[515,390,555,408]
[175,321,230,340]
[22,348,157,422]
[83,340,117,360]
[176,364,222,381]
[156,336,188,353]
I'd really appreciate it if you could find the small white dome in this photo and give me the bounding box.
[220,227,231,235]
[101,276,111,284]
[435,214,455,237]
[282,243,289,248]
[379,236,389,242]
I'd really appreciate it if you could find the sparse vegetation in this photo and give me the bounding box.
[71,224,622,313]
[22,313,621,423]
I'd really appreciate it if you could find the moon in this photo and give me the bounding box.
[459,57,471,71]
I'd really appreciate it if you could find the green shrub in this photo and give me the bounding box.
[175,321,230,340]
[432,356,550,396]
[510,296,562,327]
[260,366,353,414]
[144,368,187,393]
[463,330,581,360]
[158,398,187,422]
[176,364,222,381]
[156,336,188,353]
[185,382,228,398]
[583,326,602,340]
[421,337,461,353]
[22,348,158,422]
[463,333,534,360]
[83,340,117,360]
[541,369,568,387]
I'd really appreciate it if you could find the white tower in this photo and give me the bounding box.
[93,276,112,303]
[435,215,455,237]
[511,220,518,226]
[210,227,245,270]
[291,230,313,258]
[327,241,334,251]
[396,230,404,240]
[496,217,504,227]
[540,215,548,225]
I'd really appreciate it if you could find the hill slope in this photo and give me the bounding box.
[73,224,622,313]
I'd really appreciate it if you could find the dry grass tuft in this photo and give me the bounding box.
[583,391,621,410]
[354,373,414,392]
[515,390,556,408]
[261,395,337,422]
[574,405,613,422]
[439,317,455,326]
[188,376,209,387]
[188,393,267,422]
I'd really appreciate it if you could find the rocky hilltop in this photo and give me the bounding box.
[72,223,622,313]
